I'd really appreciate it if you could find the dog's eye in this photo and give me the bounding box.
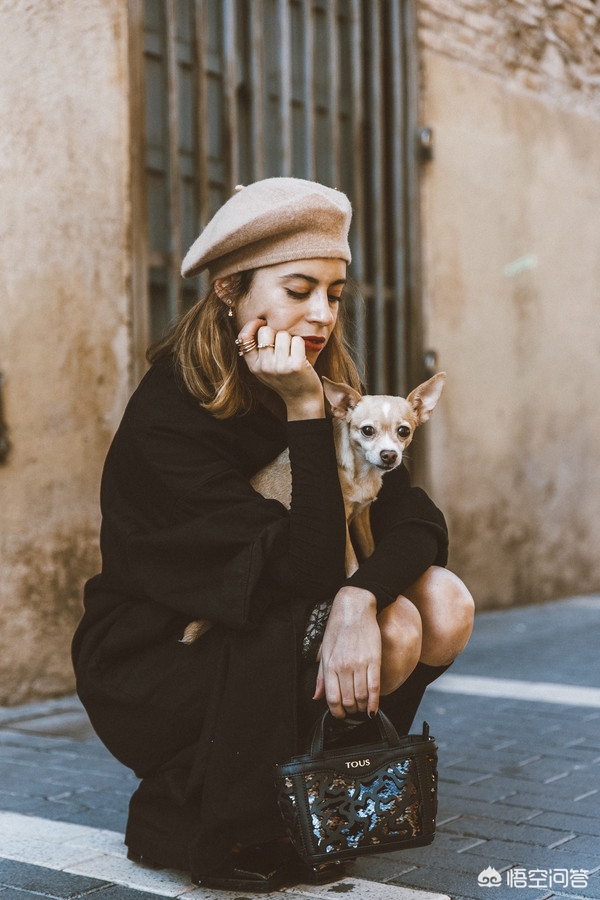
[398,425,411,439]
[360,425,375,437]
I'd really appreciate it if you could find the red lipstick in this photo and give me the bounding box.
[302,336,326,353]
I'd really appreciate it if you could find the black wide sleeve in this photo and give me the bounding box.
[101,391,346,629]
[284,418,347,595]
[344,465,449,612]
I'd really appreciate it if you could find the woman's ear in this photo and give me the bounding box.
[213,279,229,301]
[214,279,235,316]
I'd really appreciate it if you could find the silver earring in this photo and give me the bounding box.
[227,301,234,317]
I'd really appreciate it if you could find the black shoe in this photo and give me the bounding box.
[192,841,292,892]
[126,849,165,870]
[287,853,346,884]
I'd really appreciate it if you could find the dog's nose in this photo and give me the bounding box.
[380,449,398,465]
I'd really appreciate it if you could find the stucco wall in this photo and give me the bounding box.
[419,0,600,118]
[0,1,131,703]
[420,51,600,608]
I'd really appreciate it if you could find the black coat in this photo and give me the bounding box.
[72,356,448,870]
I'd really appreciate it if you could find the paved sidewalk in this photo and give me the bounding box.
[0,594,598,900]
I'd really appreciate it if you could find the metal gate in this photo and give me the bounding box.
[130,0,423,395]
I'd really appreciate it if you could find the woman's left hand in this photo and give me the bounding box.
[313,587,381,719]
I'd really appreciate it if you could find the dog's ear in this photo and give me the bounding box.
[322,377,363,419]
[407,372,446,423]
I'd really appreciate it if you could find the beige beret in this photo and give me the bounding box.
[181,177,352,282]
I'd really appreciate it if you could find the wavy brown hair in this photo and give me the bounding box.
[147,270,363,418]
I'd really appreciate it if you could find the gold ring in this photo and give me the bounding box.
[235,337,257,356]
[257,343,275,350]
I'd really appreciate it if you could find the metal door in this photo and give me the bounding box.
[131,0,423,394]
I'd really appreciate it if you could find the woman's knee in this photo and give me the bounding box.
[406,567,474,666]
[377,596,422,694]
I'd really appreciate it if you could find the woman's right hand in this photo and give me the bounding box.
[313,586,381,719]
[237,318,325,420]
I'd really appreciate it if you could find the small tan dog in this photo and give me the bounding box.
[181,372,445,644]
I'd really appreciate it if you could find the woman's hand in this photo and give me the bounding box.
[237,318,325,420]
[314,587,381,719]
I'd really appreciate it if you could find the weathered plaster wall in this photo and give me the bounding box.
[420,51,600,608]
[419,0,600,118]
[0,1,131,702]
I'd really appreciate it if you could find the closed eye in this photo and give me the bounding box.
[285,289,342,303]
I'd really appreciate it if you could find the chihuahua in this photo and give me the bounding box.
[180,372,445,644]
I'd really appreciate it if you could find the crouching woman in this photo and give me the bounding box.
[72,178,474,891]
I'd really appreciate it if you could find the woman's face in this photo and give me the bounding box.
[234,258,347,365]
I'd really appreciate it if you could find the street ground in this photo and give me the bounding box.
[0,593,598,900]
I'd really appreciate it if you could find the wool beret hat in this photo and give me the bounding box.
[181,177,352,282]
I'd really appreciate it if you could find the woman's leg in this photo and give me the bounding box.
[403,566,474,667]
[377,566,474,734]
[378,566,474,692]
[301,568,473,735]
[377,596,423,695]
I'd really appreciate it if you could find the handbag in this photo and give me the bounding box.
[274,711,438,864]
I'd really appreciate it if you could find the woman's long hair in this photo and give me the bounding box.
[147,270,363,418]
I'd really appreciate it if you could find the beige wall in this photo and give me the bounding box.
[1,0,599,705]
[0,1,131,703]
[418,0,600,120]
[420,52,600,608]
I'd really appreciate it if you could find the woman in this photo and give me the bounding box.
[72,178,474,891]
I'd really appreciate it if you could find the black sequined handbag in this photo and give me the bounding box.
[274,711,438,865]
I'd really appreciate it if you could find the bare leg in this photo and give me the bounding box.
[377,596,422,695]
[404,566,474,666]
[377,566,474,694]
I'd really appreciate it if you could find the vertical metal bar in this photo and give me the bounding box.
[166,0,182,317]
[251,0,265,181]
[302,0,315,180]
[369,1,386,393]
[349,0,366,377]
[223,0,239,188]
[403,0,427,485]
[278,0,292,175]
[403,0,424,388]
[390,0,406,395]
[195,0,210,229]
[128,0,149,384]
[327,0,340,187]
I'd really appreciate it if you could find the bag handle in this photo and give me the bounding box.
[310,709,409,757]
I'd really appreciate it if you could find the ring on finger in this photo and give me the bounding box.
[257,343,275,350]
[235,338,257,356]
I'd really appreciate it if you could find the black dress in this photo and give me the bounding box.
[72,355,448,874]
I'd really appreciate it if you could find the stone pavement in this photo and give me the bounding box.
[0,594,598,900]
